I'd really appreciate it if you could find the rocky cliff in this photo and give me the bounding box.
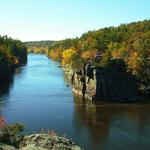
[65,58,145,102]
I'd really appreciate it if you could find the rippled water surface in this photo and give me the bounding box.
[0,54,150,150]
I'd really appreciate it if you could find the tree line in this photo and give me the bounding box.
[47,20,150,88]
[0,35,27,78]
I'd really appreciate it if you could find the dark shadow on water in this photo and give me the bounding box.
[0,63,27,97]
[73,95,150,150]
[0,75,14,97]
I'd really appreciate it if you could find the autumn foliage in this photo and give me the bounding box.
[49,48,62,60]
[0,116,6,128]
[0,35,27,67]
[47,20,150,84]
[62,48,76,65]
[81,50,96,60]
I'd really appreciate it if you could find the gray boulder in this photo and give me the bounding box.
[19,134,82,150]
[0,143,17,150]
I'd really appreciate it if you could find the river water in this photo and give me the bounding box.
[0,54,150,150]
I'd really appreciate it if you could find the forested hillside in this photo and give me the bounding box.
[48,20,150,88]
[25,41,55,54]
[25,20,150,95]
[0,35,27,79]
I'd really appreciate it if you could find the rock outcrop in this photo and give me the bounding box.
[66,58,142,102]
[0,59,15,80]
[0,134,82,150]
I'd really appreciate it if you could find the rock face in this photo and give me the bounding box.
[0,60,14,80]
[94,67,138,102]
[0,134,82,150]
[69,59,140,102]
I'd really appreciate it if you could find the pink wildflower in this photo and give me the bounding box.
[0,117,6,128]
[48,130,56,136]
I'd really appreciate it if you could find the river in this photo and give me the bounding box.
[0,54,150,150]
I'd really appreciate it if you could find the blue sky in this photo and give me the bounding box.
[0,0,149,41]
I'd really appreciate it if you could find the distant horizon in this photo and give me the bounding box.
[0,0,149,42]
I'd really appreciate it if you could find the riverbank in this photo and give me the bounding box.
[0,36,27,81]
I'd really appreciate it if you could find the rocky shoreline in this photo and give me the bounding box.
[0,134,82,150]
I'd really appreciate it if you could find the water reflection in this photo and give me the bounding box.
[0,64,26,97]
[73,96,150,150]
[0,64,27,116]
[0,76,14,96]
[73,97,110,148]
